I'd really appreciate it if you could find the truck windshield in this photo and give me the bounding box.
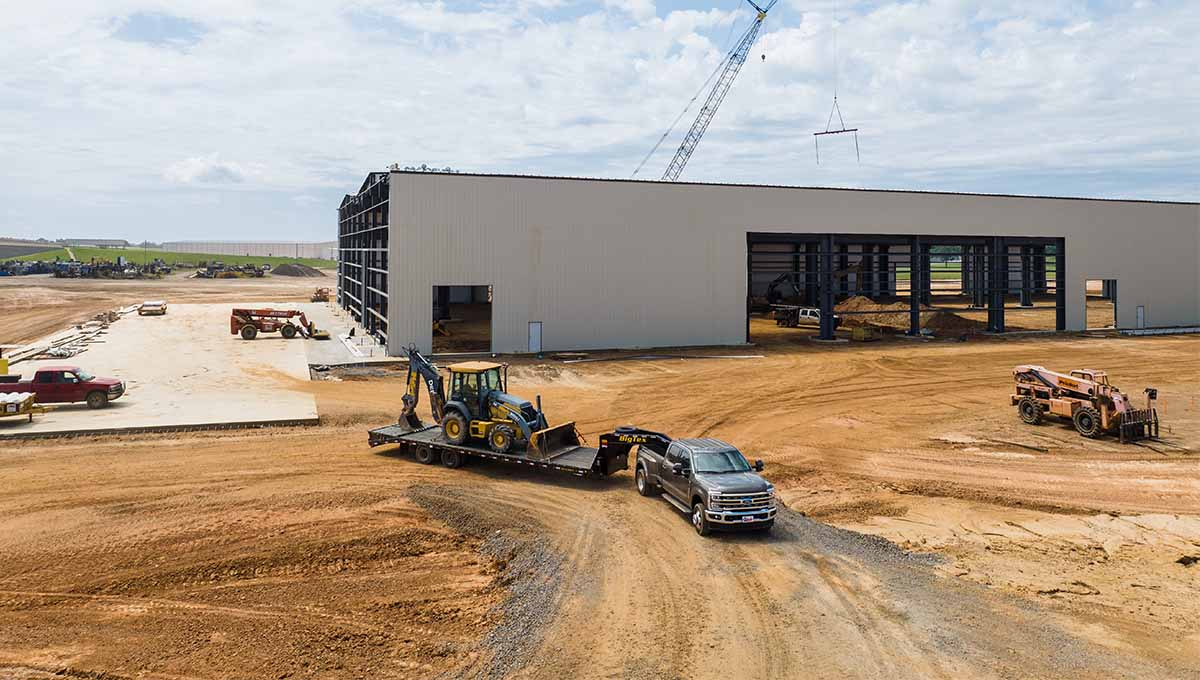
[693,450,751,474]
[74,370,94,382]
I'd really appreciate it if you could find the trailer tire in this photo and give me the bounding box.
[1018,397,1043,425]
[692,502,711,537]
[414,446,436,465]
[281,324,298,339]
[86,391,108,409]
[240,324,258,340]
[636,466,657,496]
[1074,406,1102,438]
[441,450,463,469]
[442,412,468,445]
[489,426,514,454]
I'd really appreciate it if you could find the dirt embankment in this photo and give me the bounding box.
[272,263,327,277]
[836,295,986,333]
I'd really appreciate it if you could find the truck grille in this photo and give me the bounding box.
[710,492,774,512]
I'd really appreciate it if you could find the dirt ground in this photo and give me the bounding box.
[1,278,1198,678]
[0,273,323,345]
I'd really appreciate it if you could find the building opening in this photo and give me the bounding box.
[432,285,492,353]
[1085,279,1117,330]
[747,234,1065,343]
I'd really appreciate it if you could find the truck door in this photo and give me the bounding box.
[661,443,691,501]
[34,371,61,402]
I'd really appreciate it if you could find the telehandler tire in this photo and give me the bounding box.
[1018,397,1043,425]
[1074,406,1102,438]
[281,324,298,339]
[488,426,514,454]
[442,412,469,445]
[240,324,258,340]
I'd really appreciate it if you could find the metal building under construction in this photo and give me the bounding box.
[337,170,1200,355]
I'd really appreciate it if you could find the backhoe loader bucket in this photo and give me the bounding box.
[527,422,583,460]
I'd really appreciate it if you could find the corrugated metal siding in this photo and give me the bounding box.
[387,173,1200,354]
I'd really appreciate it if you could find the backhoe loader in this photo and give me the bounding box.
[397,346,581,458]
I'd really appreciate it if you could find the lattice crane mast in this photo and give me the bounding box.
[659,0,777,182]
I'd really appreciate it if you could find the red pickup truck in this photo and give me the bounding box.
[1,366,125,409]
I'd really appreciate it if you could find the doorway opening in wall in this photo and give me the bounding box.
[432,285,493,353]
[1085,279,1117,330]
[746,234,1066,344]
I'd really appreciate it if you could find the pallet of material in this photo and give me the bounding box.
[0,392,47,422]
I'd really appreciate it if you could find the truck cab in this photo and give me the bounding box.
[636,436,776,536]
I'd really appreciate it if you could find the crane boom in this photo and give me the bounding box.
[660,0,776,182]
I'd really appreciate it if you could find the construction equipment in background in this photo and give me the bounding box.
[1011,365,1160,443]
[310,287,331,303]
[633,0,778,182]
[138,300,167,316]
[432,320,451,337]
[229,308,331,341]
[397,346,582,458]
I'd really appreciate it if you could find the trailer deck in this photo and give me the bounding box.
[368,424,629,477]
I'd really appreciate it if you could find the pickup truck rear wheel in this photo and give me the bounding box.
[240,324,258,340]
[691,502,711,537]
[86,391,108,409]
[635,466,657,496]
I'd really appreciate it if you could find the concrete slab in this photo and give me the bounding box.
[300,302,396,367]
[0,303,318,438]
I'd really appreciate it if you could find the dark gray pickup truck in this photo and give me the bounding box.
[631,430,776,535]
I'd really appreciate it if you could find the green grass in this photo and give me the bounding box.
[16,246,333,269]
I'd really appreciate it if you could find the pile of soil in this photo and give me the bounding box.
[272,263,326,277]
[835,295,985,334]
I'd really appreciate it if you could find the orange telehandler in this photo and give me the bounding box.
[1011,365,1159,443]
[230,308,331,340]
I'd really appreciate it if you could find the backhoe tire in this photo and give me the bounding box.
[414,446,436,465]
[240,324,258,340]
[1074,406,1102,438]
[441,450,463,468]
[281,324,298,339]
[692,502,711,537]
[636,466,657,497]
[1018,397,1043,425]
[489,426,514,454]
[442,412,468,445]
[86,391,108,409]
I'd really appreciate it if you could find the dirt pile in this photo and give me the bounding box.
[835,295,985,334]
[272,263,326,277]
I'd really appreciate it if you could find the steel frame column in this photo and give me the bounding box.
[909,237,923,335]
[989,237,1006,333]
[820,235,836,340]
[861,244,875,298]
[1055,240,1066,331]
[1020,245,1034,307]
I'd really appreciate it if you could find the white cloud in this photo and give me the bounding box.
[164,154,251,184]
[0,0,1196,241]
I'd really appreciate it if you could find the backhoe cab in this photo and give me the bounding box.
[398,347,579,457]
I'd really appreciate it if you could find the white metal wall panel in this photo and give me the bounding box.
[386,173,1200,354]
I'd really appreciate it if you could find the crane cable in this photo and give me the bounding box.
[631,4,752,179]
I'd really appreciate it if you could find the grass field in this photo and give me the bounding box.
[16,247,333,269]
[894,260,1058,282]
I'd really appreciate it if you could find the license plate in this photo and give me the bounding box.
[742,516,756,522]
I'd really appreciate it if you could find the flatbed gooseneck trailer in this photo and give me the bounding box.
[368,423,661,477]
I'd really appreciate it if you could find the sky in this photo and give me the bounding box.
[1,0,1197,243]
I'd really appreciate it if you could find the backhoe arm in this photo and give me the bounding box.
[400,346,446,428]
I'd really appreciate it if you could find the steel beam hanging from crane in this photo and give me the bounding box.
[660,0,777,182]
